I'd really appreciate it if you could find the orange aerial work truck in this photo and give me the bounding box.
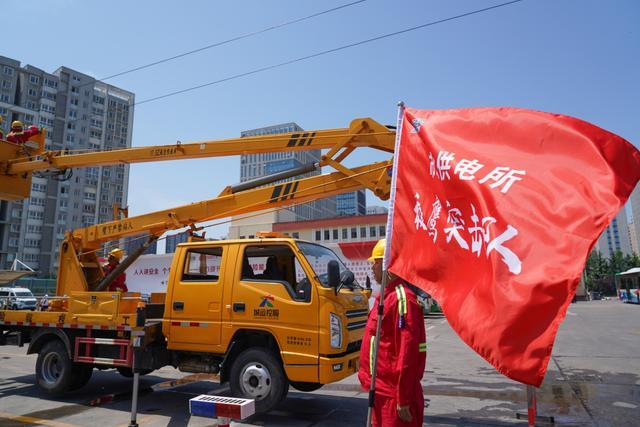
[0,118,395,412]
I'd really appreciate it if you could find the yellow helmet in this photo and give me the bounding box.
[108,248,125,260]
[11,120,23,129]
[368,238,386,261]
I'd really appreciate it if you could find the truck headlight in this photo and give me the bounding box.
[330,313,342,349]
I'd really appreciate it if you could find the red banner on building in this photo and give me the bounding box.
[388,107,640,386]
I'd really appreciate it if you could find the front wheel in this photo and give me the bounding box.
[229,348,288,413]
[291,381,323,392]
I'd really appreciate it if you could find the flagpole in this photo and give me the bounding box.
[366,101,405,427]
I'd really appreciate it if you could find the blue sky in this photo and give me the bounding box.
[4,0,639,241]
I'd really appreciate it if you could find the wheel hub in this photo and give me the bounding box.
[41,352,63,385]
[240,362,272,399]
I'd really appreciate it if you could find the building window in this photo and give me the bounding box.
[3,66,13,76]
[315,230,321,241]
[370,226,377,238]
[324,230,330,241]
[332,229,338,240]
[379,225,386,237]
[29,75,39,84]
[360,227,367,238]
[342,228,348,239]
[351,227,357,239]
[1,80,11,89]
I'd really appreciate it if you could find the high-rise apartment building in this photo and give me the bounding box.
[336,190,366,216]
[239,122,336,221]
[0,57,134,276]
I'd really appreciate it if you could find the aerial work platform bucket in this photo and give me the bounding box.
[0,130,46,201]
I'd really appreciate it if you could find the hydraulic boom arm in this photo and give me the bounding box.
[0,118,396,296]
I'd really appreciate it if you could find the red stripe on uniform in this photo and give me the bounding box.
[189,322,199,327]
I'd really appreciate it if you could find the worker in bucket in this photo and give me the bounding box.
[6,120,42,146]
[105,248,128,292]
[358,239,427,426]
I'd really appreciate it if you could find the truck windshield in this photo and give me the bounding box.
[296,242,360,289]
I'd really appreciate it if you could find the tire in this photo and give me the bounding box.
[291,381,323,392]
[69,364,93,391]
[229,348,288,413]
[35,340,74,396]
[116,367,153,378]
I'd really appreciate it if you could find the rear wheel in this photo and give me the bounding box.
[69,364,93,390]
[229,348,288,413]
[35,340,74,396]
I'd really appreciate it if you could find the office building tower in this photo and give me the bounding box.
[165,232,189,254]
[592,207,632,258]
[239,122,336,221]
[336,190,366,216]
[628,185,640,255]
[123,233,157,257]
[367,205,388,215]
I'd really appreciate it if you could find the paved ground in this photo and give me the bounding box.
[0,299,637,426]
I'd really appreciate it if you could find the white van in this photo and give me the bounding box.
[0,287,37,310]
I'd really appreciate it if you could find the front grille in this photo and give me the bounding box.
[321,339,362,358]
[346,319,367,330]
[346,309,368,318]
[346,339,362,354]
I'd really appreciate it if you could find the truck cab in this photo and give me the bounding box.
[161,235,370,411]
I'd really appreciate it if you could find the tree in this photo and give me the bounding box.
[584,251,608,291]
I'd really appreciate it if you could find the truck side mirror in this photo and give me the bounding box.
[327,260,340,289]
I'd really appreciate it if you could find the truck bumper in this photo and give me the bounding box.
[319,350,360,384]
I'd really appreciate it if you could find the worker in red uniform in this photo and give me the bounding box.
[104,248,128,292]
[6,120,42,145]
[359,239,427,427]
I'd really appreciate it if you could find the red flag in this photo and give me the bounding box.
[387,107,640,386]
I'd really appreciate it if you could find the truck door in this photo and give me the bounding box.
[231,243,319,378]
[168,245,226,349]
